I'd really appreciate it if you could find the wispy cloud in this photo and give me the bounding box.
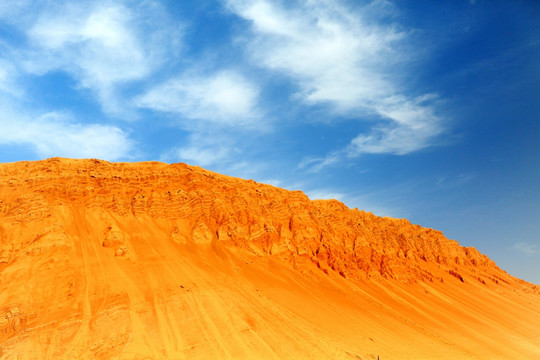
[226,0,396,109]
[226,0,445,166]
[137,70,260,127]
[347,95,444,156]
[0,0,264,165]
[160,131,238,167]
[436,173,477,187]
[303,186,403,217]
[514,242,538,256]
[140,70,262,167]
[0,0,33,20]
[1,0,443,174]
[0,1,149,160]
[22,1,180,116]
[0,60,21,97]
[0,107,134,160]
[298,152,342,172]
[305,190,346,202]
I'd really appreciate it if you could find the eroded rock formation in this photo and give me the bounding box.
[0,158,538,359]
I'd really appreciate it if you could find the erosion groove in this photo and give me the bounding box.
[0,158,539,359]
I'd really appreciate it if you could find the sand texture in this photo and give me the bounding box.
[0,158,539,359]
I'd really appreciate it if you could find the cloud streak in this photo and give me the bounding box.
[1,0,444,171]
[226,0,444,165]
[0,60,21,97]
[0,107,134,161]
[0,0,264,167]
[159,130,239,168]
[514,242,538,256]
[138,70,262,168]
[137,71,260,127]
[23,1,180,116]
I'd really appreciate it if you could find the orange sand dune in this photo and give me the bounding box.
[0,158,539,359]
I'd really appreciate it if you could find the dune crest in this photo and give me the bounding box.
[1,158,539,359]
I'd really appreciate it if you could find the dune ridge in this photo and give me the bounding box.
[1,158,539,359]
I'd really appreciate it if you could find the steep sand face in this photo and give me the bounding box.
[0,158,539,359]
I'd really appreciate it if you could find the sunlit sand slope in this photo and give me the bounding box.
[1,158,539,359]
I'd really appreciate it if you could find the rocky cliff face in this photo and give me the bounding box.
[0,158,515,282]
[0,158,538,359]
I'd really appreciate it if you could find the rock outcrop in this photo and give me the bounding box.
[0,158,538,360]
[0,158,521,283]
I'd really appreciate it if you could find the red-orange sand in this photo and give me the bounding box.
[0,158,539,359]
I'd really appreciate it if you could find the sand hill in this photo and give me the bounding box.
[0,158,539,359]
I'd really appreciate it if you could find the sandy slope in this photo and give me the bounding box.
[0,158,539,359]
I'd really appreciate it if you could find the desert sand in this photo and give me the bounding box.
[0,158,539,359]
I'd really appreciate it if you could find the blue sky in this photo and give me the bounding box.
[0,0,538,283]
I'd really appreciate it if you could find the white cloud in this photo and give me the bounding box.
[22,1,180,116]
[29,4,147,78]
[0,108,134,161]
[137,70,260,127]
[0,1,144,162]
[1,1,263,164]
[226,0,397,109]
[298,152,342,172]
[258,178,282,187]
[0,0,33,20]
[177,146,230,167]
[159,129,240,167]
[305,190,346,202]
[0,60,21,97]
[303,186,402,217]
[162,144,234,168]
[226,0,444,163]
[514,242,538,256]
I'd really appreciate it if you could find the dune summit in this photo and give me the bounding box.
[0,158,539,359]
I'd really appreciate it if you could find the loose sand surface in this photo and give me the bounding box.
[1,158,539,359]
